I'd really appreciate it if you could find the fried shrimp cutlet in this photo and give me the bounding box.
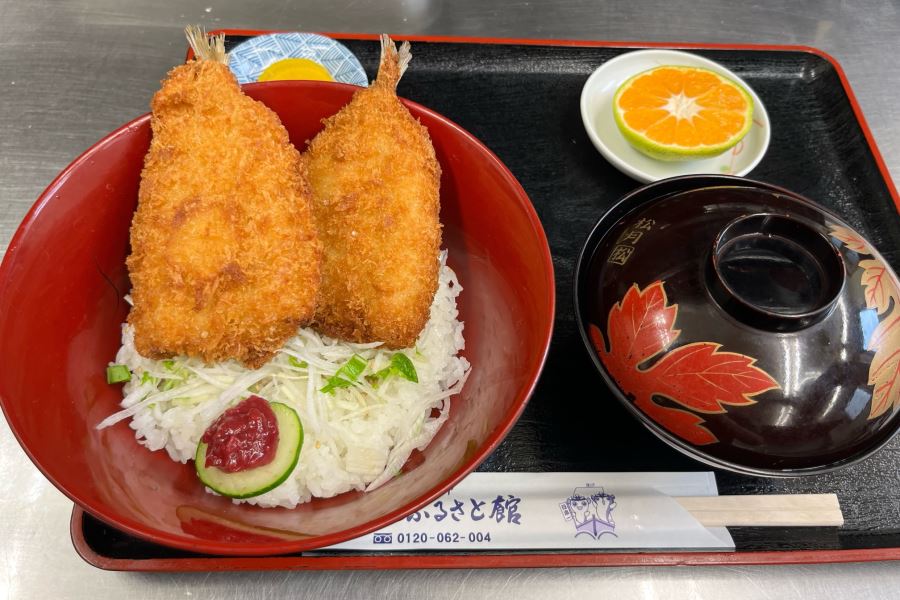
[127,27,321,368]
[301,35,441,348]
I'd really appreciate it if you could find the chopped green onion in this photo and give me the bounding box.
[321,354,368,394]
[288,356,308,369]
[344,354,368,378]
[157,361,188,391]
[321,378,353,393]
[106,364,131,384]
[140,371,157,386]
[370,353,419,386]
[390,353,418,383]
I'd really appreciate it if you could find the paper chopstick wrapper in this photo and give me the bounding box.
[327,472,736,551]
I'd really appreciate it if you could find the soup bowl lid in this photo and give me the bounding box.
[574,174,900,476]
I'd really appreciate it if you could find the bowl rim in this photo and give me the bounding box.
[0,80,556,555]
[572,173,900,477]
[579,49,772,184]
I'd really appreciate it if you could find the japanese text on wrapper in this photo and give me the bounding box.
[406,495,522,525]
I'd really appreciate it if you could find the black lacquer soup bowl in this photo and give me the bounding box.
[575,175,900,476]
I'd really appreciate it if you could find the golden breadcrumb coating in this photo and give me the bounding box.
[301,35,441,348]
[127,31,321,368]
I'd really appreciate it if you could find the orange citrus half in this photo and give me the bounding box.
[613,65,753,161]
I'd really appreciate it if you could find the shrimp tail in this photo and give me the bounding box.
[185,25,228,65]
[375,34,411,89]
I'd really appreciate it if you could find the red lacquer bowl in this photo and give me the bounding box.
[0,81,554,555]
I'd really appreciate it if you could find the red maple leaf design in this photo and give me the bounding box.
[642,343,779,413]
[601,282,680,367]
[633,396,719,446]
[590,281,779,445]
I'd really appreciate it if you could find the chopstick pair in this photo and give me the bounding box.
[675,493,843,527]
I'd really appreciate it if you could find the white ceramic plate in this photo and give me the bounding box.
[580,49,770,183]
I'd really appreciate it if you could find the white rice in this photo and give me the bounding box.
[97,252,470,508]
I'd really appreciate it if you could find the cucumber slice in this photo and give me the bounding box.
[195,402,303,499]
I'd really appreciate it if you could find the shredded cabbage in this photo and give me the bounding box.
[97,253,470,507]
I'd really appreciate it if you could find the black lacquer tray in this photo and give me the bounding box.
[72,33,900,570]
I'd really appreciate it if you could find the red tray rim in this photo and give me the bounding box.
[73,31,900,571]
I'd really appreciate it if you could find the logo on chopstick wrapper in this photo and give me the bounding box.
[559,484,617,539]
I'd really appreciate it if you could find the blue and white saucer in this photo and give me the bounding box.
[228,32,368,87]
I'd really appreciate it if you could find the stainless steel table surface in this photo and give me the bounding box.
[1,0,899,598]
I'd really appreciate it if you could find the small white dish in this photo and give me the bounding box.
[580,49,770,183]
